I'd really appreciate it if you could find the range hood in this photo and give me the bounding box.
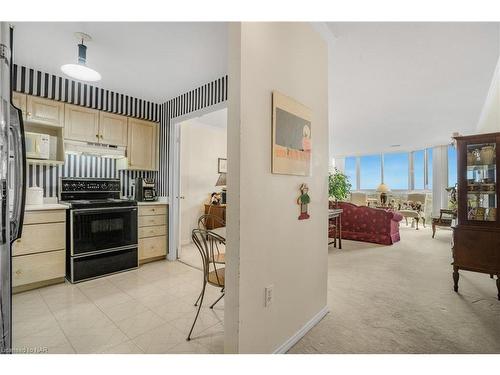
[64,140,126,159]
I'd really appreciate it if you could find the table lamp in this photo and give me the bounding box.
[377,183,390,205]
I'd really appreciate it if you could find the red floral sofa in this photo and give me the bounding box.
[329,202,403,245]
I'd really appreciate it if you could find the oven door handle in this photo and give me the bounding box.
[72,207,138,215]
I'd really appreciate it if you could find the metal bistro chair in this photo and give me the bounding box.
[187,229,225,341]
[198,214,225,264]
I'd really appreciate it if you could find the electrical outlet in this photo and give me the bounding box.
[265,285,274,307]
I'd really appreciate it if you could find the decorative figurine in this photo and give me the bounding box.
[210,192,222,205]
[297,183,311,220]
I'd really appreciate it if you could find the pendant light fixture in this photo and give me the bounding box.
[61,32,101,82]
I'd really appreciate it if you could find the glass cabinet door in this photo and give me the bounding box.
[466,142,497,222]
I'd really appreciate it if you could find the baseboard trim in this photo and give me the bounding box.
[273,305,329,354]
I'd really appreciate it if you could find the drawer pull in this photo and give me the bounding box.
[15,269,22,276]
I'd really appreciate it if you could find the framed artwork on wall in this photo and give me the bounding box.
[272,91,312,176]
[218,158,227,173]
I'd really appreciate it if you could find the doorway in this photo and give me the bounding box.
[170,107,227,268]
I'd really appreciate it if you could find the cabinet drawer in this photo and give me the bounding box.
[139,236,167,261]
[138,205,167,216]
[13,222,65,256]
[138,215,166,227]
[24,210,66,225]
[139,225,166,239]
[12,250,65,287]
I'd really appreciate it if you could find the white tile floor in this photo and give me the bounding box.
[13,260,224,354]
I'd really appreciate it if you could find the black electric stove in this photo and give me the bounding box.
[60,178,138,283]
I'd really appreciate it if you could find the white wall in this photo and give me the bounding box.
[180,119,227,245]
[432,145,449,217]
[226,22,329,353]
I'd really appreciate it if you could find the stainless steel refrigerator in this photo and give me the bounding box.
[0,22,26,354]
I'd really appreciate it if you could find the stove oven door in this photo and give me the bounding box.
[71,206,138,256]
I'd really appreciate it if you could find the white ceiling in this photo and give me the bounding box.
[327,22,500,156]
[11,22,499,156]
[12,22,228,103]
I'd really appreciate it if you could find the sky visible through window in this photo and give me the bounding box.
[360,155,381,189]
[448,145,457,187]
[384,153,409,189]
[414,150,425,190]
[345,157,357,189]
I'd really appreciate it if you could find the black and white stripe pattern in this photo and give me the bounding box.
[157,75,228,196]
[119,170,157,198]
[28,155,157,198]
[12,64,160,121]
[13,64,228,198]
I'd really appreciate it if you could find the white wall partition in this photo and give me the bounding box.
[226,22,329,353]
[432,145,450,217]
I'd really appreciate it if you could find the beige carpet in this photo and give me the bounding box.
[289,225,500,353]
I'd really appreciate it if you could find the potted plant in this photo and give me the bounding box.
[328,168,352,206]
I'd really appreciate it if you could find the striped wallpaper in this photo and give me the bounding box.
[12,64,161,198]
[12,64,228,199]
[27,155,156,198]
[12,64,160,122]
[157,75,228,196]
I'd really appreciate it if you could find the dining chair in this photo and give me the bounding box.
[187,228,225,341]
[198,214,225,264]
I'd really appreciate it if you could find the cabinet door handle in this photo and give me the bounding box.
[27,112,32,118]
[96,134,99,138]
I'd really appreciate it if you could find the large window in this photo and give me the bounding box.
[448,145,457,187]
[413,150,425,190]
[360,154,381,190]
[344,156,357,189]
[383,152,409,190]
[343,147,436,191]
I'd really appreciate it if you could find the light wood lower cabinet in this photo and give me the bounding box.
[139,236,167,262]
[138,214,167,227]
[13,222,66,256]
[12,250,66,292]
[138,204,168,264]
[12,209,66,293]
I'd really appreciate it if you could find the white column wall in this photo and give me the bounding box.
[432,145,449,217]
[225,22,329,353]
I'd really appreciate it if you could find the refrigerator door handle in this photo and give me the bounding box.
[9,105,26,244]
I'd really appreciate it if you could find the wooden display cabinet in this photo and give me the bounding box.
[452,132,500,300]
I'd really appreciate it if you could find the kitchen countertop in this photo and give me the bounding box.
[25,203,69,211]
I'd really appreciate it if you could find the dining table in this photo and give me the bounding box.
[329,208,343,249]
[210,226,226,240]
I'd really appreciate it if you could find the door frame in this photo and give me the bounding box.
[168,102,227,260]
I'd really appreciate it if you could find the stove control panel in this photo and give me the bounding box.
[61,178,121,193]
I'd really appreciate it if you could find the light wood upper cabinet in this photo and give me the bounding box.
[64,104,100,143]
[126,118,158,170]
[99,112,128,146]
[12,92,27,117]
[26,96,65,127]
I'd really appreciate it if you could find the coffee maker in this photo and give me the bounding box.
[135,178,158,202]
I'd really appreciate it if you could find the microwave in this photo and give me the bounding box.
[25,132,50,160]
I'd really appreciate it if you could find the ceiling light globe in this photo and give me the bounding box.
[61,63,101,82]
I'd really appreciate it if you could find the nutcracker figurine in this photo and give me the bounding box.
[297,183,311,220]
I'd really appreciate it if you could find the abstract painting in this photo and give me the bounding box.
[272,91,312,176]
